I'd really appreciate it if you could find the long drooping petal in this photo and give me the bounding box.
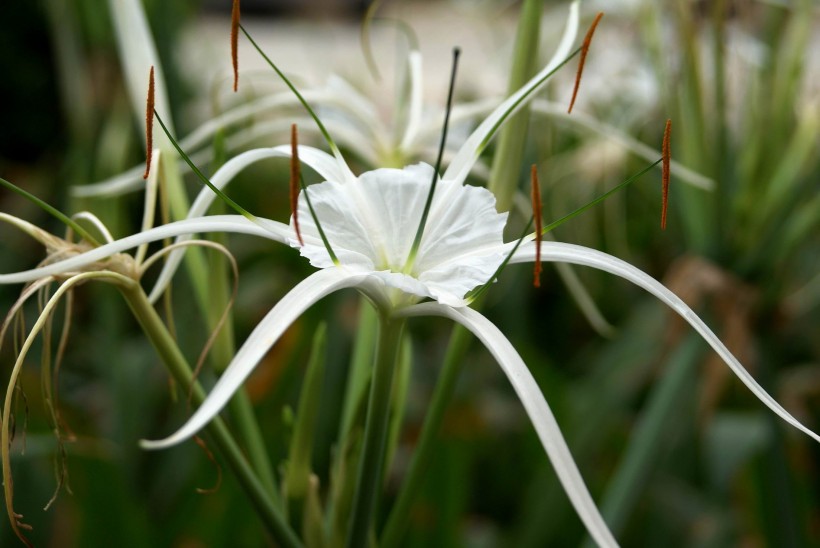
[140,268,374,449]
[399,51,425,151]
[512,241,820,444]
[396,302,619,548]
[0,216,287,285]
[442,1,580,186]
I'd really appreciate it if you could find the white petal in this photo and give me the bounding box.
[107,0,173,139]
[0,216,286,285]
[71,212,115,243]
[295,163,509,304]
[512,241,820,444]
[146,145,341,302]
[322,75,385,143]
[417,179,507,271]
[293,180,377,270]
[140,268,368,449]
[295,164,435,270]
[399,51,424,151]
[192,145,348,221]
[396,302,618,548]
[442,1,580,185]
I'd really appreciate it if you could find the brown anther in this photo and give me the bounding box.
[231,0,241,92]
[290,124,304,245]
[568,12,604,114]
[143,66,155,179]
[531,164,543,288]
[661,119,671,230]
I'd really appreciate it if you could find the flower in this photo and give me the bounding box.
[291,162,507,307]
[4,3,818,547]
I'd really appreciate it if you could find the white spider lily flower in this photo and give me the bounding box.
[5,4,817,547]
[77,2,709,200]
[291,162,507,307]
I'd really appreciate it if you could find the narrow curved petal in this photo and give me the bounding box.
[0,216,287,285]
[323,75,386,144]
[399,51,424,151]
[396,302,618,548]
[512,241,820,444]
[140,268,370,449]
[72,164,148,197]
[107,0,173,138]
[146,146,340,302]
[188,145,349,222]
[71,212,115,243]
[442,1,580,185]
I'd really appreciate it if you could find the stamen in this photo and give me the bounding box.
[240,24,342,156]
[290,124,304,245]
[469,157,664,304]
[231,0,240,92]
[143,66,155,179]
[567,12,603,114]
[531,165,542,288]
[406,47,460,268]
[153,109,256,222]
[661,119,671,230]
[539,158,662,236]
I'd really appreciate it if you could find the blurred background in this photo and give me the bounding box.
[1,0,818,546]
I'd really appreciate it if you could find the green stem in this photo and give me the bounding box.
[204,222,280,502]
[117,281,300,548]
[229,389,280,502]
[380,324,471,546]
[487,0,544,212]
[345,313,405,548]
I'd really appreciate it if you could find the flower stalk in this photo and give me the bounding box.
[116,281,299,548]
[345,313,406,548]
[380,322,472,546]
